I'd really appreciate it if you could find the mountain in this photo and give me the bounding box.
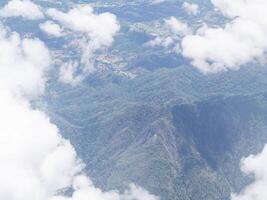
[45,65,267,200]
[1,0,267,199]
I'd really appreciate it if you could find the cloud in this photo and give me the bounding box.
[182,2,199,15]
[58,61,83,86]
[150,0,166,5]
[122,184,159,200]
[46,5,120,85]
[165,17,191,36]
[51,178,159,200]
[231,144,267,200]
[39,21,65,37]
[47,5,119,48]
[145,36,174,48]
[0,25,50,98]
[0,0,44,20]
[0,20,157,200]
[0,24,75,200]
[145,17,189,53]
[181,0,267,73]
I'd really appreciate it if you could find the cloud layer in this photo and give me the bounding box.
[232,145,267,200]
[182,2,199,16]
[0,5,156,200]
[181,0,267,73]
[0,0,44,20]
[0,24,74,200]
[39,21,65,37]
[0,1,120,85]
[47,5,120,85]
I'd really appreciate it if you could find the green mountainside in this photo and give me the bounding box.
[46,65,267,200]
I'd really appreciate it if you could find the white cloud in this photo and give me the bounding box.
[145,17,189,53]
[145,36,174,48]
[0,24,75,200]
[150,0,166,5]
[51,178,159,200]
[59,61,83,86]
[0,0,44,20]
[122,184,159,200]
[231,144,267,200]
[0,21,157,200]
[165,17,191,36]
[181,0,267,73]
[47,5,119,48]
[39,21,65,37]
[46,5,120,85]
[182,2,199,15]
[0,25,50,99]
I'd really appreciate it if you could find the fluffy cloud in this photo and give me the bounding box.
[181,0,267,73]
[0,24,73,200]
[145,17,189,53]
[0,1,120,85]
[0,19,156,200]
[145,36,174,48]
[39,21,65,37]
[231,144,267,200]
[58,61,83,86]
[182,2,199,15]
[51,179,158,200]
[0,25,50,98]
[47,5,119,48]
[0,0,44,20]
[46,5,120,85]
[165,17,191,36]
